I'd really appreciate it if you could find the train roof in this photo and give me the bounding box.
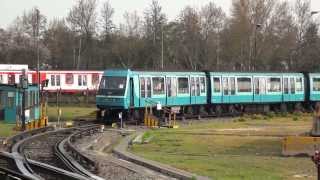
[209,72,304,76]
[103,69,206,76]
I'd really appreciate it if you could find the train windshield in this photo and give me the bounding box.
[98,76,127,96]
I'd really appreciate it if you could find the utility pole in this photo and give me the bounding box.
[253,24,262,71]
[35,8,40,91]
[161,25,164,70]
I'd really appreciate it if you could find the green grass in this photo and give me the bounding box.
[0,121,18,137]
[131,114,316,180]
[47,105,96,122]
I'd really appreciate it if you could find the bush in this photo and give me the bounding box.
[237,117,246,122]
[292,116,299,121]
[265,112,275,119]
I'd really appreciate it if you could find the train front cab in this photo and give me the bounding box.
[309,73,320,104]
[96,70,131,122]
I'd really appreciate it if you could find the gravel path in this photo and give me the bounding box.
[74,130,175,180]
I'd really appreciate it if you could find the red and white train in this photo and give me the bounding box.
[0,64,103,94]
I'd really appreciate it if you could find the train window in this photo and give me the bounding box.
[8,74,15,85]
[283,78,289,94]
[223,77,228,95]
[196,77,200,96]
[254,78,259,94]
[56,75,61,86]
[268,78,281,92]
[200,77,205,94]
[66,74,74,84]
[237,77,252,93]
[313,78,320,91]
[51,75,55,86]
[140,78,145,97]
[230,77,235,95]
[152,77,165,95]
[178,77,189,94]
[146,77,151,97]
[98,76,127,96]
[213,77,221,93]
[92,74,99,85]
[290,78,295,94]
[296,78,303,92]
[78,75,82,86]
[0,75,3,83]
[167,77,177,97]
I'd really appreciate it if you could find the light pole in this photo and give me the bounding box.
[253,24,262,71]
[161,25,164,70]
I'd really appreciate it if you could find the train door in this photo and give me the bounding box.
[283,77,290,101]
[166,77,177,105]
[222,76,236,103]
[139,76,152,107]
[190,76,197,104]
[254,77,266,103]
[129,77,134,107]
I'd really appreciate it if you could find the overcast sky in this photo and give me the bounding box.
[1,0,320,29]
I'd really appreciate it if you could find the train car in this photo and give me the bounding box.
[308,73,320,102]
[39,70,102,93]
[97,69,312,122]
[209,72,305,114]
[96,69,207,120]
[0,64,103,94]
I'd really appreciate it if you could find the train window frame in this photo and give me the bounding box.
[200,76,206,94]
[177,77,189,95]
[191,77,196,96]
[296,77,303,92]
[56,75,61,86]
[223,77,228,95]
[65,73,74,85]
[230,77,236,95]
[152,77,165,96]
[213,77,221,93]
[78,75,82,86]
[237,77,252,93]
[140,77,145,98]
[267,77,281,93]
[313,78,320,91]
[290,77,295,94]
[283,77,289,94]
[83,75,87,86]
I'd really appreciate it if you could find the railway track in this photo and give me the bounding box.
[5,124,103,180]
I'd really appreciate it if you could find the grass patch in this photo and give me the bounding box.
[131,114,315,179]
[0,121,18,137]
[47,105,96,122]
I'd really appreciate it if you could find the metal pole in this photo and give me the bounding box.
[161,26,164,70]
[21,88,26,131]
[36,8,40,90]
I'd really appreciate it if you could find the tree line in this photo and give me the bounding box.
[0,0,319,72]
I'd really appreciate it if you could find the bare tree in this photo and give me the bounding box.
[67,0,97,69]
[101,0,114,37]
[200,2,226,70]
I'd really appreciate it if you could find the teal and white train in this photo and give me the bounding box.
[96,69,320,122]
